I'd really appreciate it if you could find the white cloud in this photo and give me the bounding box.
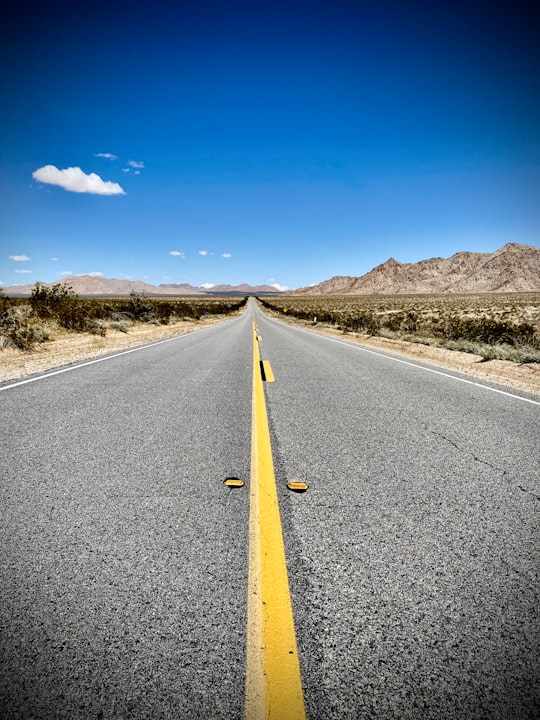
[95,152,118,160]
[58,270,73,276]
[32,165,126,195]
[169,251,185,258]
[198,250,209,256]
[88,272,104,277]
[128,160,145,169]
[51,257,59,261]
[200,282,215,289]
[270,283,289,292]
[15,269,32,274]
[221,253,233,258]
[9,254,30,261]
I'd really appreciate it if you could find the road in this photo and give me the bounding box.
[1,298,538,719]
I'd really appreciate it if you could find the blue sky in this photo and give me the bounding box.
[1,0,539,290]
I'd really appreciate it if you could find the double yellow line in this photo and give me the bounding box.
[245,322,306,720]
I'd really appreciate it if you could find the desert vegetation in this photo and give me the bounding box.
[258,293,540,363]
[0,283,246,351]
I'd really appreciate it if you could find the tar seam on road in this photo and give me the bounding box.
[245,321,306,720]
[265,316,540,407]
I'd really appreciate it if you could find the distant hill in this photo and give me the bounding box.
[205,283,282,295]
[292,243,540,295]
[3,275,283,297]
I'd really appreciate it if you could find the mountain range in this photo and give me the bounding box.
[293,243,540,295]
[3,276,282,297]
[3,243,539,297]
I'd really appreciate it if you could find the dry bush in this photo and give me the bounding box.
[259,293,540,363]
[0,305,48,351]
[1,285,248,351]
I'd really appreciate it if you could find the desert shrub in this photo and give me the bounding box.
[0,305,48,351]
[28,282,107,334]
[152,300,176,323]
[381,312,405,331]
[129,292,155,320]
[258,293,540,361]
[29,282,75,318]
[400,311,418,333]
[56,299,106,333]
[0,288,10,314]
[104,295,247,323]
[109,320,132,333]
[110,311,132,322]
[2,288,247,350]
[83,319,107,335]
[108,293,156,321]
[344,311,380,334]
[438,339,540,363]
[441,315,538,347]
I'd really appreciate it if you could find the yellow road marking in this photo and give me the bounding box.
[261,360,275,383]
[245,322,306,720]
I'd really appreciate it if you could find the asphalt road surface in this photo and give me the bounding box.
[1,299,538,719]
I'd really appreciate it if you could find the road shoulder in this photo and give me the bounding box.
[0,316,234,383]
[262,312,540,398]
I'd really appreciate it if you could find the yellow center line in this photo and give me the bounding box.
[245,322,306,720]
[261,359,275,383]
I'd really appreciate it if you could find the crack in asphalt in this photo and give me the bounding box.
[429,427,507,474]
[517,485,540,501]
[426,427,539,501]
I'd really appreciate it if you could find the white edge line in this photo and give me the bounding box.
[0,320,233,392]
[263,313,540,407]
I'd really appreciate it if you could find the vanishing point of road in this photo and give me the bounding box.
[1,298,538,719]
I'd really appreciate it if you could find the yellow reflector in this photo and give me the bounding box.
[287,481,309,492]
[224,477,245,488]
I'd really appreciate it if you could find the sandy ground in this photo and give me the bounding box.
[1,310,539,397]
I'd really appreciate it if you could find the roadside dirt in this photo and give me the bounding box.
[2,310,539,397]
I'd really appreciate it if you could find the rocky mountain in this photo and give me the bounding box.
[205,283,281,294]
[293,243,540,295]
[2,275,205,296]
[3,275,283,297]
